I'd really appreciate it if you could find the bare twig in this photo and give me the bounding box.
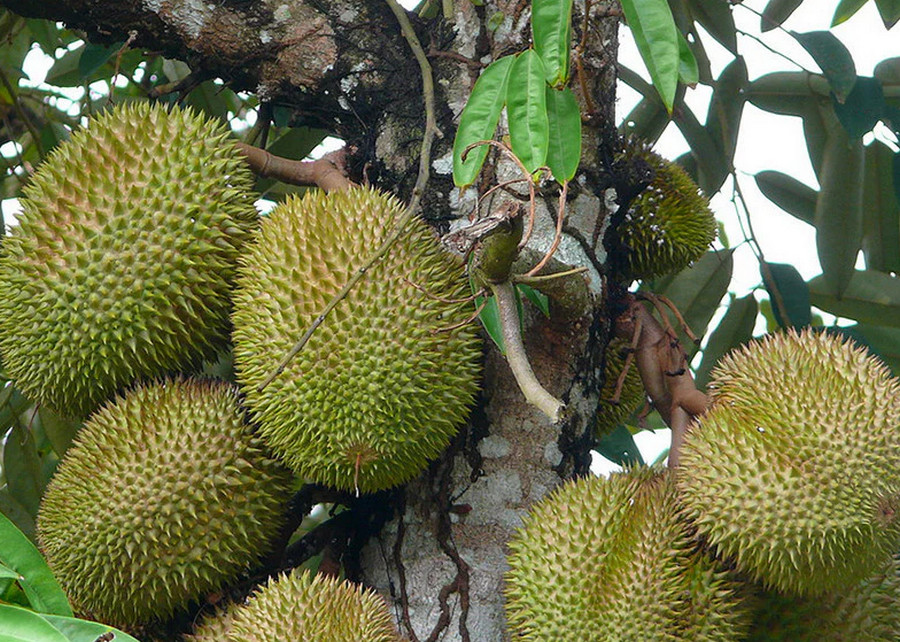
[525,180,568,276]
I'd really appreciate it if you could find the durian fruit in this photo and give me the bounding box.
[37,378,293,627]
[231,187,481,493]
[677,329,900,596]
[0,102,258,418]
[504,466,752,641]
[594,338,644,438]
[616,139,716,280]
[189,569,403,641]
[745,557,900,641]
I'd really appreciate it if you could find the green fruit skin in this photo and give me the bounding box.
[745,558,900,641]
[0,102,258,418]
[231,187,481,493]
[37,378,293,627]
[505,466,752,641]
[217,569,402,642]
[617,140,716,281]
[677,329,900,597]
[594,338,645,438]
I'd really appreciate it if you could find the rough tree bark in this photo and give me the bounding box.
[1,1,621,639]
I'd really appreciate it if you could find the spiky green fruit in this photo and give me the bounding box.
[677,329,900,596]
[616,140,716,280]
[0,102,258,418]
[191,570,403,641]
[745,558,900,641]
[505,467,751,641]
[594,338,644,438]
[231,187,481,493]
[185,603,239,642]
[37,379,293,627]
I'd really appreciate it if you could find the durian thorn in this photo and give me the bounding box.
[462,139,538,251]
[236,143,352,192]
[512,266,588,285]
[490,280,564,423]
[433,296,488,333]
[524,180,568,277]
[403,276,482,304]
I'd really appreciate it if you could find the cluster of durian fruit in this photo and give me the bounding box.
[0,102,482,637]
[507,329,900,640]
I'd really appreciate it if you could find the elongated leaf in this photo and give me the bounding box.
[506,50,549,173]
[532,0,574,86]
[452,56,515,187]
[833,76,886,138]
[808,270,900,327]
[0,491,34,542]
[517,283,550,317]
[801,102,830,179]
[0,606,68,642]
[44,45,84,87]
[862,141,900,273]
[755,170,817,226]
[706,57,748,163]
[39,614,141,642]
[846,323,900,373]
[619,96,670,142]
[875,0,900,28]
[687,0,737,54]
[676,31,699,87]
[791,31,857,101]
[673,104,729,194]
[0,513,72,616]
[832,0,869,25]
[747,71,830,116]
[0,564,19,580]
[3,422,43,518]
[761,0,804,31]
[815,124,864,298]
[475,293,504,354]
[761,262,811,328]
[653,250,734,351]
[620,0,680,112]
[37,409,78,459]
[695,294,758,388]
[545,86,581,182]
[595,424,644,466]
[77,42,118,80]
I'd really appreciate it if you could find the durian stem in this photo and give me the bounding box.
[490,281,564,423]
[236,143,351,191]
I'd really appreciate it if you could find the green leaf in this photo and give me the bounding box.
[595,424,644,467]
[695,294,757,389]
[516,283,550,317]
[687,0,737,54]
[532,0,574,87]
[452,55,514,188]
[790,31,857,102]
[672,103,729,194]
[652,250,734,351]
[77,42,118,80]
[475,293,505,354]
[746,71,830,117]
[706,56,748,163]
[761,262,812,329]
[801,102,830,179]
[808,270,900,327]
[815,123,864,298]
[36,409,79,459]
[832,0,871,25]
[3,422,44,518]
[844,323,900,374]
[0,605,68,642]
[0,564,20,580]
[0,513,71,616]
[506,50,549,174]
[0,491,35,542]
[832,0,869,25]
[545,86,581,182]
[44,45,85,87]
[833,76,886,138]
[676,31,699,87]
[25,20,63,56]
[862,141,900,273]
[754,170,817,226]
[39,614,141,642]
[761,0,804,31]
[618,96,670,142]
[874,0,900,28]
[619,0,680,112]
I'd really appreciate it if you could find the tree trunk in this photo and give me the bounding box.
[1,1,620,639]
